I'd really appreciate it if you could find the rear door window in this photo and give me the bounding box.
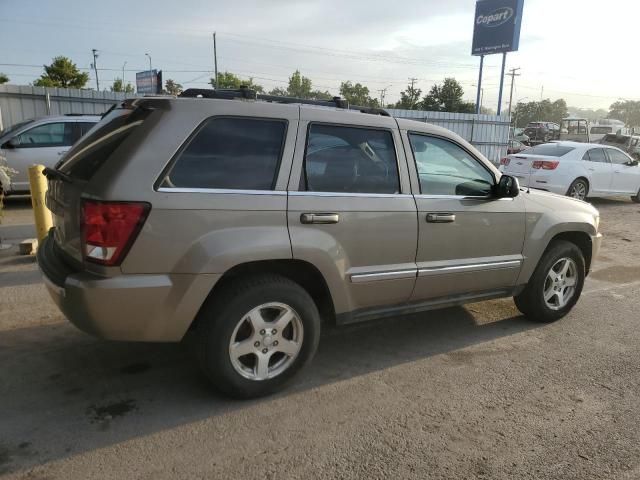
[583,148,608,163]
[302,124,399,194]
[162,117,287,190]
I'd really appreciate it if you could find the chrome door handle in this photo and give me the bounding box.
[300,213,340,224]
[426,213,456,223]
[588,168,595,171]
[57,151,68,156]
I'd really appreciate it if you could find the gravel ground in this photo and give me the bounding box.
[1,197,639,479]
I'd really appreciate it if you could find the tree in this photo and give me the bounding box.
[512,99,568,127]
[33,56,89,89]
[268,87,288,96]
[394,81,422,110]
[164,79,183,95]
[210,71,264,92]
[339,81,379,107]
[608,100,640,127]
[310,90,333,100]
[0,73,9,84]
[110,78,134,93]
[287,70,313,98]
[420,78,474,113]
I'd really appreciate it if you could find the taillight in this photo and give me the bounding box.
[531,160,560,170]
[81,200,150,266]
[500,157,511,166]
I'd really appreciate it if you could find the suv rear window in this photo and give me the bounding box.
[601,134,629,145]
[162,117,287,191]
[57,106,149,181]
[525,144,575,157]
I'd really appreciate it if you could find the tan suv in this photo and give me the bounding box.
[38,89,602,398]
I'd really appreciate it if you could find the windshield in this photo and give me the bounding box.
[524,144,575,156]
[0,119,34,139]
[591,126,612,134]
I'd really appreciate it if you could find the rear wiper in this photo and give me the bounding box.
[43,167,75,184]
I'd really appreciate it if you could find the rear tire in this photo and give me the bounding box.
[631,189,640,203]
[196,274,321,399]
[514,240,585,323]
[566,178,589,200]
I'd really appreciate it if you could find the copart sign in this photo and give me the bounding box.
[471,0,524,55]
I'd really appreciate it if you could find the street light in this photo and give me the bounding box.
[145,53,152,72]
[471,84,484,111]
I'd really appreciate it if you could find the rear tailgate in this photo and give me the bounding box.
[45,102,151,262]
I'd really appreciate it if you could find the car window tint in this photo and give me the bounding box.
[584,148,608,163]
[164,117,287,190]
[303,124,399,194]
[526,144,575,156]
[607,149,631,165]
[409,134,494,196]
[78,122,97,136]
[14,122,73,147]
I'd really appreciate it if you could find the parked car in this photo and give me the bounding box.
[524,122,560,144]
[0,114,99,194]
[507,139,528,154]
[500,141,640,201]
[38,91,602,398]
[510,127,529,144]
[599,133,640,159]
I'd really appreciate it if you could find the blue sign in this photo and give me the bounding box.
[471,0,524,56]
[136,69,160,94]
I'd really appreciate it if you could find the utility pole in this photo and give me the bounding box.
[213,32,218,88]
[122,61,127,91]
[408,77,418,109]
[92,49,99,91]
[377,87,389,107]
[506,67,521,119]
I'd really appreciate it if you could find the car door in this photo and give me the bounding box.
[402,131,526,302]
[606,148,640,194]
[4,121,74,191]
[287,108,417,318]
[582,148,613,194]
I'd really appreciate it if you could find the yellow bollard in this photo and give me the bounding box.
[28,165,53,243]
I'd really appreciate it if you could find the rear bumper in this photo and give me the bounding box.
[37,231,220,342]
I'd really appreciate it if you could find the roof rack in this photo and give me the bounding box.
[179,87,390,117]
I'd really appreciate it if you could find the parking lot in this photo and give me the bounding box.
[1,196,639,479]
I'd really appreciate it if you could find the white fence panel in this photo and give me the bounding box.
[388,109,510,164]
[0,85,133,131]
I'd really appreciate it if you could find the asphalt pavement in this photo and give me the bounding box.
[1,197,639,479]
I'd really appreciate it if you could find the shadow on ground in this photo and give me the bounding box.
[0,304,539,474]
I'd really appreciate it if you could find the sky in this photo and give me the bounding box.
[0,0,639,112]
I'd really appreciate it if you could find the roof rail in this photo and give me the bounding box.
[178,87,390,117]
[64,113,101,116]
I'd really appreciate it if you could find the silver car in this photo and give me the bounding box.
[37,91,602,398]
[0,114,99,193]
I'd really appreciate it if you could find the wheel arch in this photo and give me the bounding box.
[190,259,336,332]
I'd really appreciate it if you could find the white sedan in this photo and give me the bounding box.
[499,141,640,202]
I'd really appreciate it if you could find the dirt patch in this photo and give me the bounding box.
[87,399,137,423]
[590,266,640,283]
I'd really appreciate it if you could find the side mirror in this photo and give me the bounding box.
[496,174,520,198]
[1,139,16,149]
[626,159,639,167]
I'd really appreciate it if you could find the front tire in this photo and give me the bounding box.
[566,178,589,200]
[631,188,640,203]
[514,240,585,323]
[196,274,321,399]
